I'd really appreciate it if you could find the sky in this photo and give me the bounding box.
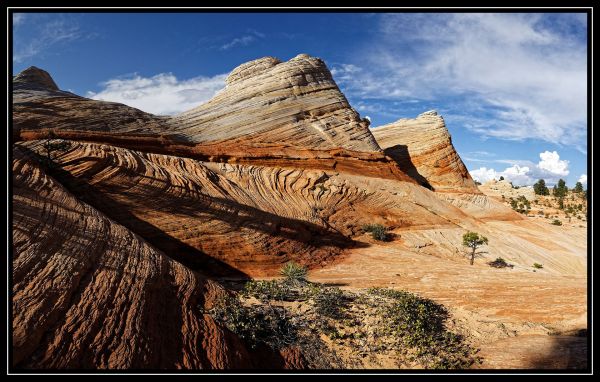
[12,12,588,188]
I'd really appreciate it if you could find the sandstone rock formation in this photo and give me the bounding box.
[12,145,302,369]
[16,139,483,276]
[11,57,537,370]
[371,110,478,193]
[172,54,380,152]
[13,66,172,140]
[479,179,536,201]
[13,66,59,91]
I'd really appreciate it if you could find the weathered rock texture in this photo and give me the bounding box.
[12,145,304,369]
[11,59,532,370]
[172,54,380,152]
[17,139,483,277]
[13,67,172,140]
[371,110,478,193]
[479,179,536,201]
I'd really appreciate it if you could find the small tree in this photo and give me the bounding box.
[462,231,488,265]
[499,176,504,181]
[40,131,70,167]
[533,179,549,196]
[573,182,583,193]
[553,179,568,198]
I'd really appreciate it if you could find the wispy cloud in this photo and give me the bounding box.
[333,13,587,150]
[219,29,265,50]
[13,13,26,26]
[470,150,570,186]
[87,72,227,115]
[13,15,90,63]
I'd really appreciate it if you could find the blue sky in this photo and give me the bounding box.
[12,12,588,187]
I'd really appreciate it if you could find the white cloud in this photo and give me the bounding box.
[470,167,500,183]
[470,150,570,186]
[538,150,569,176]
[578,174,587,185]
[333,13,587,149]
[87,72,227,115]
[220,29,265,50]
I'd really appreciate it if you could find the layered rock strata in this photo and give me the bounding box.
[372,111,479,193]
[13,67,172,140]
[172,54,381,152]
[12,145,303,369]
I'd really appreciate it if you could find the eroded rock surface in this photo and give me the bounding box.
[12,146,290,369]
[372,110,478,192]
[11,57,582,370]
[173,54,380,152]
[13,67,172,140]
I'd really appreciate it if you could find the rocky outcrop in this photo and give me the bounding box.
[12,67,172,140]
[13,66,59,91]
[11,58,529,371]
[12,145,301,369]
[479,179,536,201]
[172,54,380,152]
[16,140,480,276]
[371,111,479,193]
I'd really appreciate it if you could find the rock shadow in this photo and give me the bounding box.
[384,144,433,190]
[529,331,588,370]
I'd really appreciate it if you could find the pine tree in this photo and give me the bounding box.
[533,179,549,196]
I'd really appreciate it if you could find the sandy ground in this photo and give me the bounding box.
[308,217,587,369]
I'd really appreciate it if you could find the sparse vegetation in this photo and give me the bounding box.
[462,231,489,265]
[208,265,480,369]
[510,195,531,214]
[313,285,347,318]
[533,263,544,269]
[487,257,514,269]
[209,293,299,350]
[280,261,308,284]
[551,219,562,226]
[40,132,71,167]
[363,223,391,242]
[367,288,481,369]
[243,279,293,301]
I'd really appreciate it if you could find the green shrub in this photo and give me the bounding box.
[487,257,514,268]
[510,195,531,214]
[209,294,298,349]
[533,263,544,269]
[367,287,478,369]
[313,286,347,318]
[368,288,447,343]
[363,223,391,241]
[551,219,562,226]
[243,280,291,301]
[280,261,308,284]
